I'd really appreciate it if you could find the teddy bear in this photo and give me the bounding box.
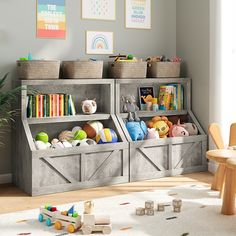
[146,116,172,138]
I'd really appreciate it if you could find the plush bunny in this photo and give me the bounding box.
[146,128,159,140]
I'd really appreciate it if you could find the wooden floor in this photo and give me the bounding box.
[0,172,213,214]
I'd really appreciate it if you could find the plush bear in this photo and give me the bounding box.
[181,123,198,136]
[126,121,147,141]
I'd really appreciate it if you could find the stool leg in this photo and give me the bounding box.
[221,168,236,215]
[211,164,226,192]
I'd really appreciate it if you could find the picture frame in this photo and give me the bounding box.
[82,0,116,21]
[36,0,66,39]
[86,31,114,55]
[138,86,155,110]
[125,0,151,29]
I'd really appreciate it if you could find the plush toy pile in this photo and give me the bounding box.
[126,116,199,141]
[34,121,118,150]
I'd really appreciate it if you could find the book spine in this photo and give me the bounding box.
[56,94,59,117]
[60,94,64,116]
[35,94,39,118]
[26,95,32,118]
[70,95,76,116]
[43,95,47,117]
[64,94,68,116]
[32,95,36,117]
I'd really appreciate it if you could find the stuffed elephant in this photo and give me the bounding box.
[126,121,147,141]
[122,95,140,122]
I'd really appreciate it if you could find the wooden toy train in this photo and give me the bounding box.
[38,203,112,235]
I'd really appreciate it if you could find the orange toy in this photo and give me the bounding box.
[147,116,172,138]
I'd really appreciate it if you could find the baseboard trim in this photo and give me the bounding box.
[0,173,12,184]
[208,161,218,174]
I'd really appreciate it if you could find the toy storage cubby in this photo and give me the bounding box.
[14,79,129,196]
[115,78,207,182]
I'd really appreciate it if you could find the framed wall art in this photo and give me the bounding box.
[82,0,116,21]
[86,31,114,55]
[126,0,151,29]
[37,0,66,39]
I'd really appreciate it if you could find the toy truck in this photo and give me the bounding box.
[54,213,82,233]
[81,214,112,235]
[38,206,59,226]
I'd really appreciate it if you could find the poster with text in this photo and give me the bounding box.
[82,0,116,20]
[37,0,66,39]
[126,0,151,29]
[86,31,113,55]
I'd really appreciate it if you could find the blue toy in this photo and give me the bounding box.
[96,128,118,144]
[126,121,147,141]
[68,205,75,216]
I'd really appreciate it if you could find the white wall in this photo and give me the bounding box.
[0,0,177,176]
[176,0,210,132]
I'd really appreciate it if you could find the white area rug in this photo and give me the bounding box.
[1,184,236,236]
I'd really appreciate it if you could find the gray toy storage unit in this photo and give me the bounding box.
[116,78,207,182]
[14,79,129,196]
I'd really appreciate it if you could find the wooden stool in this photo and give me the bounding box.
[221,158,236,215]
[206,149,236,198]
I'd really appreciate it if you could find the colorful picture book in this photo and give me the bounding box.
[158,84,184,111]
[26,94,76,118]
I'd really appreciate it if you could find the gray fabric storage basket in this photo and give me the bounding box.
[108,61,147,78]
[62,61,103,79]
[147,62,180,78]
[17,60,60,80]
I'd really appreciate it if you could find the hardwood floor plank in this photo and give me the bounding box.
[0,172,213,214]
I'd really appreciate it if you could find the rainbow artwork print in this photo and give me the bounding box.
[37,0,66,39]
[86,31,113,55]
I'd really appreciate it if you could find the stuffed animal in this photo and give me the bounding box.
[122,95,140,122]
[169,125,189,137]
[181,123,198,135]
[147,116,172,138]
[82,99,97,115]
[146,128,159,140]
[126,121,147,141]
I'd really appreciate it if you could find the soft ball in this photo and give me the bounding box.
[83,121,103,139]
[71,126,82,135]
[35,140,47,150]
[72,139,96,147]
[36,132,49,143]
[96,128,118,144]
[74,130,87,140]
[51,138,59,145]
[59,130,74,142]
[52,141,64,149]
[62,141,73,148]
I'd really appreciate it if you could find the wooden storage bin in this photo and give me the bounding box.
[147,62,180,78]
[14,79,129,196]
[62,61,103,79]
[17,60,60,79]
[115,78,207,182]
[117,113,207,181]
[108,61,147,78]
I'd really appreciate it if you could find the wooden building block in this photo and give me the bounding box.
[145,209,154,216]
[136,207,145,216]
[145,200,154,209]
[157,204,165,212]
[84,201,94,214]
[173,199,182,213]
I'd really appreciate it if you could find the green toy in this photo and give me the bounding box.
[127,54,134,60]
[74,130,87,140]
[36,132,49,143]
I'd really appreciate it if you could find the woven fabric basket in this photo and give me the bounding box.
[147,62,180,78]
[17,60,60,80]
[62,61,103,79]
[108,61,147,79]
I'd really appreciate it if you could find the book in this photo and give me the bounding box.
[69,95,76,116]
[158,85,173,110]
